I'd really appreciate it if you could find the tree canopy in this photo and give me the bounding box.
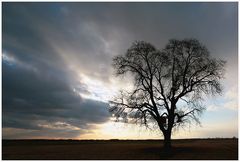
[110,39,225,148]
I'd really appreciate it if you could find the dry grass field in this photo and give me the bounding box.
[2,139,238,160]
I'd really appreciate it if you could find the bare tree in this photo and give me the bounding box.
[110,39,225,149]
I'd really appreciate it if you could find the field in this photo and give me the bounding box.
[2,139,238,160]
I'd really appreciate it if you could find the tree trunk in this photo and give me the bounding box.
[163,130,172,150]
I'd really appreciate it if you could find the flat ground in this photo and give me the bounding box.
[2,139,238,160]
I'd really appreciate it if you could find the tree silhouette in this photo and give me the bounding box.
[110,39,225,149]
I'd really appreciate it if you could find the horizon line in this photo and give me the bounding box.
[2,137,238,140]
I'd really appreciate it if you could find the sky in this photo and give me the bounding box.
[2,2,238,139]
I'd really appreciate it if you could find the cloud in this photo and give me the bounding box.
[2,127,86,139]
[223,87,238,110]
[206,86,238,111]
[3,3,237,86]
[206,105,219,111]
[3,3,115,138]
[2,53,110,138]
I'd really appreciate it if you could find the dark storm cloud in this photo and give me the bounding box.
[4,2,237,82]
[2,2,237,138]
[2,60,110,138]
[3,128,84,139]
[3,3,111,138]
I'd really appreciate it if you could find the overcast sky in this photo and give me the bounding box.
[2,2,238,139]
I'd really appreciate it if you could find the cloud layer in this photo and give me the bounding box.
[2,55,110,138]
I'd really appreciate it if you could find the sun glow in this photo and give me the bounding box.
[80,70,135,97]
[78,120,162,140]
[75,73,121,102]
